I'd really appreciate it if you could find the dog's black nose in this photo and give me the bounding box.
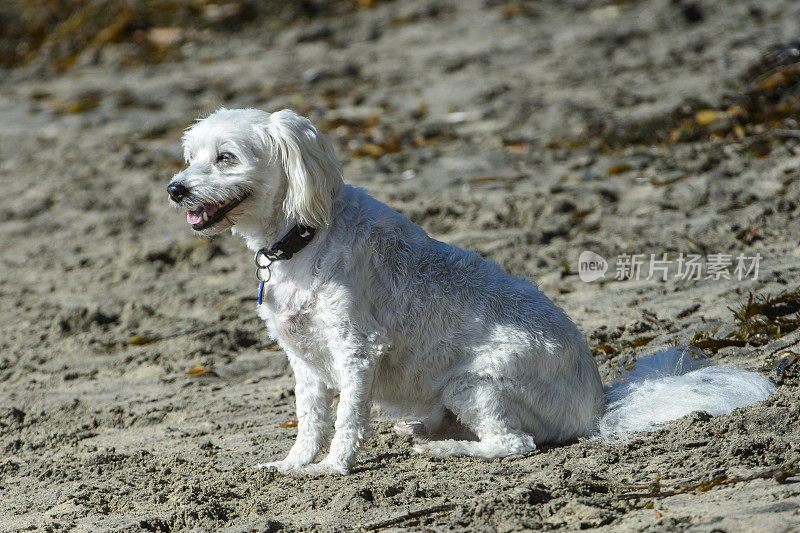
[167,181,189,202]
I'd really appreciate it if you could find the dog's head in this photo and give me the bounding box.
[167,108,342,236]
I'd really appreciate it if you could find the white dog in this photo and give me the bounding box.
[168,108,775,475]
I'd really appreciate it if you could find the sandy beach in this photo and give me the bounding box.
[1,0,800,530]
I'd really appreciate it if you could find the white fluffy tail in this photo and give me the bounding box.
[599,346,776,438]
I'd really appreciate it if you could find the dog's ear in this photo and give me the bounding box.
[257,109,343,227]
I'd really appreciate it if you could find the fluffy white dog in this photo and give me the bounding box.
[168,108,775,475]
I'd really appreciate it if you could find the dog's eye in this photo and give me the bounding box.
[216,152,236,164]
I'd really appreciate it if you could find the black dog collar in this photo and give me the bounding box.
[256,225,316,263]
[254,225,316,304]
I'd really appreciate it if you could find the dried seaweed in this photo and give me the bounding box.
[615,461,798,501]
[595,288,800,356]
[548,41,800,153]
[128,334,157,346]
[0,0,353,72]
[632,336,655,348]
[729,286,800,346]
[591,344,616,357]
[684,286,800,352]
[691,337,747,352]
[187,364,212,376]
[360,503,457,531]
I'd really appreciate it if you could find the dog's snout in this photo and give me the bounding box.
[167,181,190,203]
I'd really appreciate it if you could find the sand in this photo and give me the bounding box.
[1,0,800,530]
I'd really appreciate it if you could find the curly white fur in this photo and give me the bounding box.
[167,108,775,475]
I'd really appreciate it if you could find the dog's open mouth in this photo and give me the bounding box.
[186,195,249,230]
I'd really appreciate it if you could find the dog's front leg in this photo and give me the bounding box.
[304,363,375,475]
[256,358,333,473]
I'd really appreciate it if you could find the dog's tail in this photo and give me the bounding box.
[598,346,775,438]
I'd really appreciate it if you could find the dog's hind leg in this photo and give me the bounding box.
[413,379,536,459]
[395,409,477,441]
[413,432,536,459]
[393,404,447,439]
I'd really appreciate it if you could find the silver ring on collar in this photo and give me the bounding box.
[254,250,273,283]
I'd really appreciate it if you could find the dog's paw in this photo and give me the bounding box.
[254,459,307,474]
[412,441,451,458]
[303,460,350,476]
[413,440,475,458]
[393,421,428,439]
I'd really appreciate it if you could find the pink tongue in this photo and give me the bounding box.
[186,204,221,225]
[187,210,203,225]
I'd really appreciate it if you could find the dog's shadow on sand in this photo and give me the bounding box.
[353,452,409,473]
[353,443,568,474]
